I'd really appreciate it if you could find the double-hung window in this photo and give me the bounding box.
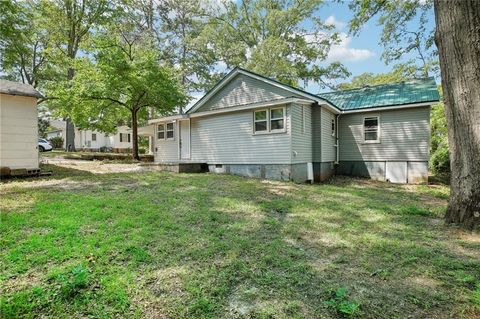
[364,116,379,142]
[166,123,174,139]
[270,108,285,131]
[253,107,286,134]
[157,124,165,139]
[254,110,268,132]
[157,122,175,140]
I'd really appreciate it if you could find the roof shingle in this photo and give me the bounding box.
[0,79,43,98]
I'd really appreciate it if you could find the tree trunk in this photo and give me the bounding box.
[434,0,480,231]
[131,109,140,161]
[65,67,76,151]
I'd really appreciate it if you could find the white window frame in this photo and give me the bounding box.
[156,122,175,141]
[331,118,335,136]
[157,124,165,140]
[363,116,380,143]
[166,122,175,140]
[253,106,286,135]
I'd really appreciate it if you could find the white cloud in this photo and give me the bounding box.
[325,15,346,30]
[326,33,375,62]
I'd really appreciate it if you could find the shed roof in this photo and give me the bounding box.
[0,79,43,98]
[318,78,440,111]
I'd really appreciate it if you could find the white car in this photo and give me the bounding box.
[38,138,53,152]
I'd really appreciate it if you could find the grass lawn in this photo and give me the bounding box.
[1,164,479,318]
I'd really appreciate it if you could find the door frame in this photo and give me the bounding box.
[178,119,191,160]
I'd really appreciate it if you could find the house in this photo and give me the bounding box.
[149,68,440,184]
[47,121,133,152]
[0,80,43,174]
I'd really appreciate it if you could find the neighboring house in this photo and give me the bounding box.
[149,68,440,184]
[48,121,133,152]
[0,80,42,173]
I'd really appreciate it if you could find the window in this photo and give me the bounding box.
[270,108,285,131]
[157,124,165,139]
[364,117,379,142]
[331,118,335,136]
[120,133,130,143]
[166,122,174,139]
[253,107,286,134]
[156,122,175,140]
[254,110,268,132]
[92,133,97,141]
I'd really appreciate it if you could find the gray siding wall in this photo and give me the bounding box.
[196,74,297,112]
[154,123,178,163]
[190,104,292,164]
[321,107,336,162]
[312,106,322,162]
[290,103,312,163]
[338,106,430,161]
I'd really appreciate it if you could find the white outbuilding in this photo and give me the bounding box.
[0,80,43,174]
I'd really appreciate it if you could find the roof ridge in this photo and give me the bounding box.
[319,77,436,95]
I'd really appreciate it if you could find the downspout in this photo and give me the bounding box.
[335,114,340,164]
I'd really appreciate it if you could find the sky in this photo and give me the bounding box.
[308,0,434,93]
[184,0,436,108]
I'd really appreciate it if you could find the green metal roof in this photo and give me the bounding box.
[318,78,440,111]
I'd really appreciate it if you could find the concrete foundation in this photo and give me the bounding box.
[336,161,428,184]
[313,162,335,182]
[207,163,324,183]
[141,162,207,173]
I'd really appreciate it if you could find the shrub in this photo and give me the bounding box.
[49,136,64,149]
[430,146,450,175]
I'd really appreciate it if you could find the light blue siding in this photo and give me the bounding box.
[338,106,430,161]
[321,107,336,162]
[190,105,292,164]
[196,74,298,113]
[290,103,312,163]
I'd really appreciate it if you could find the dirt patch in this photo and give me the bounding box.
[42,158,144,174]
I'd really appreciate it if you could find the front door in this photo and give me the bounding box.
[179,120,191,159]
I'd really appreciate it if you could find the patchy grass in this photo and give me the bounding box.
[0,164,479,318]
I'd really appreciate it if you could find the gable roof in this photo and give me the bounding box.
[186,67,339,114]
[0,79,43,98]
[318,78,440,111]
[185,68,440,116]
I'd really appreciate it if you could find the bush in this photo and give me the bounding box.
[49,136,64,149]
[430,146,450,175]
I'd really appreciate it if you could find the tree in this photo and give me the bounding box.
[157,0,218,98]
[349,0,438,77]
[0,0,57,88]
[43,0,112,151]
[51,24,186,160]
[336,63,418,90]
[38,118,51,138]
[203,0,350,89]
[434,0,480,230]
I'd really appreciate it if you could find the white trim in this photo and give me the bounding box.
[342,102,433,114]
[190,98,309,118]
[187,68,341,114]
[253,109,268,134]
[252,106,287,135]
[148,114,187,124]
[235,70,340,114]
[269,106,287,133]
[363,116,380,144]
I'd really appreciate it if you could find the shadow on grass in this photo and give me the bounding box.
[0,172,478,318]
